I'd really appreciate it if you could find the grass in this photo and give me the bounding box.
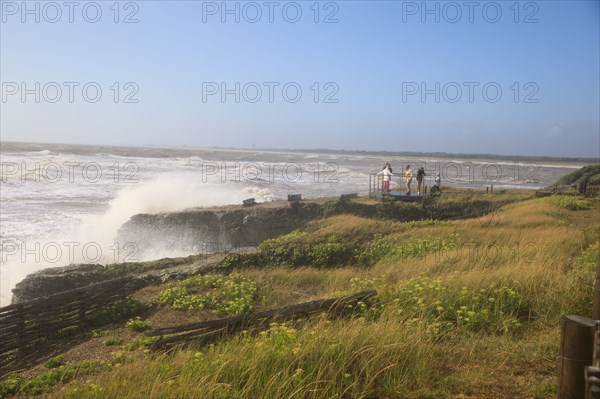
[2,194,599,398]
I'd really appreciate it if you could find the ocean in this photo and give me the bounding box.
[0,141,583,305]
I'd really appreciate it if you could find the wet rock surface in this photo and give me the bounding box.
[11,201,323,304]
[116,201,323,259]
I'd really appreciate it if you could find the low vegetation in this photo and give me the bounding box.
[554,164,600,187]
[159,273,258,315]
[1,192,598,398]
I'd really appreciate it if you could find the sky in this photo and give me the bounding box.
[1,0,599,158]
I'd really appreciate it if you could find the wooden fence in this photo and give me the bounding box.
[0,276,148,376]
[146,290,377,349]
[585,185,600,197]
[586,330,600,398]
[557,246,600,398]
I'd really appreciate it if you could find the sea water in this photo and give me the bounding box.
[0,141,582,305]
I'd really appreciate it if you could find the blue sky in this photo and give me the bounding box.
[1,0,599,157]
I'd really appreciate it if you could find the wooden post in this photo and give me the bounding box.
[595,331,600,366]
[78,291,86,328]
[490,184,493,193]
[486,187,489,194]
[559,315,597,399]
[592,246,600,320]
[16,304,24,351]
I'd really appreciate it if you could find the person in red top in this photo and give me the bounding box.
[377,163,393,193]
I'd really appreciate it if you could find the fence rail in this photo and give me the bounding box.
[146,290,377,349]
[0,276,147,376]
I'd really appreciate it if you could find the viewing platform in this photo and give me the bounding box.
[368,174,431,202]
[383,191,423,202]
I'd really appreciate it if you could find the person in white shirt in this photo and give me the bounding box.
[376,163,393,193]
[432,173,441,194]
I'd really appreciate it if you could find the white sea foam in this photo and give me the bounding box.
[0,172,278,305]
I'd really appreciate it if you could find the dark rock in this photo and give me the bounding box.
[10,202,322,304]
[11,264,109,304]
[116,201,322,260]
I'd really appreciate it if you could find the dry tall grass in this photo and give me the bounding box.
[10,196,599,398]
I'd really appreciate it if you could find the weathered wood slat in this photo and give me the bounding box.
[148,290,375,337]
[152,328,228,347]
[0,275,148,377]
[148,290,377,348]
[0,342,20,353]
[0,276,134,312]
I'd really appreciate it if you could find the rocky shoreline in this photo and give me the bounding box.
[116,199,324,260]
[10,200,325,304]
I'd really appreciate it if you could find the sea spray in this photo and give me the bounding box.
[0,173,274,305]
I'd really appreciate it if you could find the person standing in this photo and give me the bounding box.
[416,166,426,195]
[404,165,413,195]
[376,164,393,193]
[385,162,393,174]
[432,173,441,194]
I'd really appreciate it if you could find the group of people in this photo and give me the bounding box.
[376,163,441,195]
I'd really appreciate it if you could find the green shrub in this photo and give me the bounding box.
[0,361,104,397]
[125,317,150,332]
[356,233,461,266]
[55,325,80,337]
[221,253,266,269]
[91,329,107,338]
[107,351,127,366]
[123,337,158,351]
[308,234,355,267]
[577,243,599,271]
[44,355,65,369]
[376,201,426,220]
[159,273,258,315]
[258,232,358,267]
[402,219,449,228]
[0,351,132,398]
[554,164,600,186]
[86,298,146,327]
[568,243,600,316]
[103,337,123,346]
[548,195,592,210]
[0,374,24,397]
[321,200,342,217]
[259,230,308,249]
[320,198,375,218]
[389,275,526,334]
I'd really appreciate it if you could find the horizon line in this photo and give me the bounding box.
[1,139,598,164]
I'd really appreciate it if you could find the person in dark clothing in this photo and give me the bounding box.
[416,166,426,195]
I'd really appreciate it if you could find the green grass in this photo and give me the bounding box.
[2,194,599,398]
